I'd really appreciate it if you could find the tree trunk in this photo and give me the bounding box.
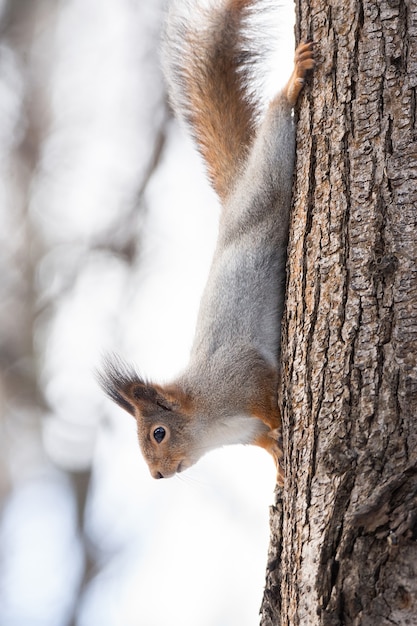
[260,0,417,624]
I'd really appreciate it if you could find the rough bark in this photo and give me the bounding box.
[260,0,417,624]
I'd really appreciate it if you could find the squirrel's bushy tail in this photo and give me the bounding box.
[162,0,272,201]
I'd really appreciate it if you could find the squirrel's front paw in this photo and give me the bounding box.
[254,428,284,486]
[269,429,284,487]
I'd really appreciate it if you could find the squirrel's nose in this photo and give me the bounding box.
[154,471,164,479]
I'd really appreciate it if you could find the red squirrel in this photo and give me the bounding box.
[100,0,314,485]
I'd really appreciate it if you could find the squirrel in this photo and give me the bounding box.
[99,0,314,486]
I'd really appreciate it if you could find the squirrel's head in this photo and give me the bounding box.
[99,358,199,479]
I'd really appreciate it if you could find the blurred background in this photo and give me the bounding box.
[0,1,293,624]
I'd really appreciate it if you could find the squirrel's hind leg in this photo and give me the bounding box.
[284,41,315,106]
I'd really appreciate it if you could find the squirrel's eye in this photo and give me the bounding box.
[153,427,166,443]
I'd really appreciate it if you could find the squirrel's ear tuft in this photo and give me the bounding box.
[97,355,145,416]
[97,355,177,416]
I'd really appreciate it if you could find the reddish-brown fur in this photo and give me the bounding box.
[174,0,260,200]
